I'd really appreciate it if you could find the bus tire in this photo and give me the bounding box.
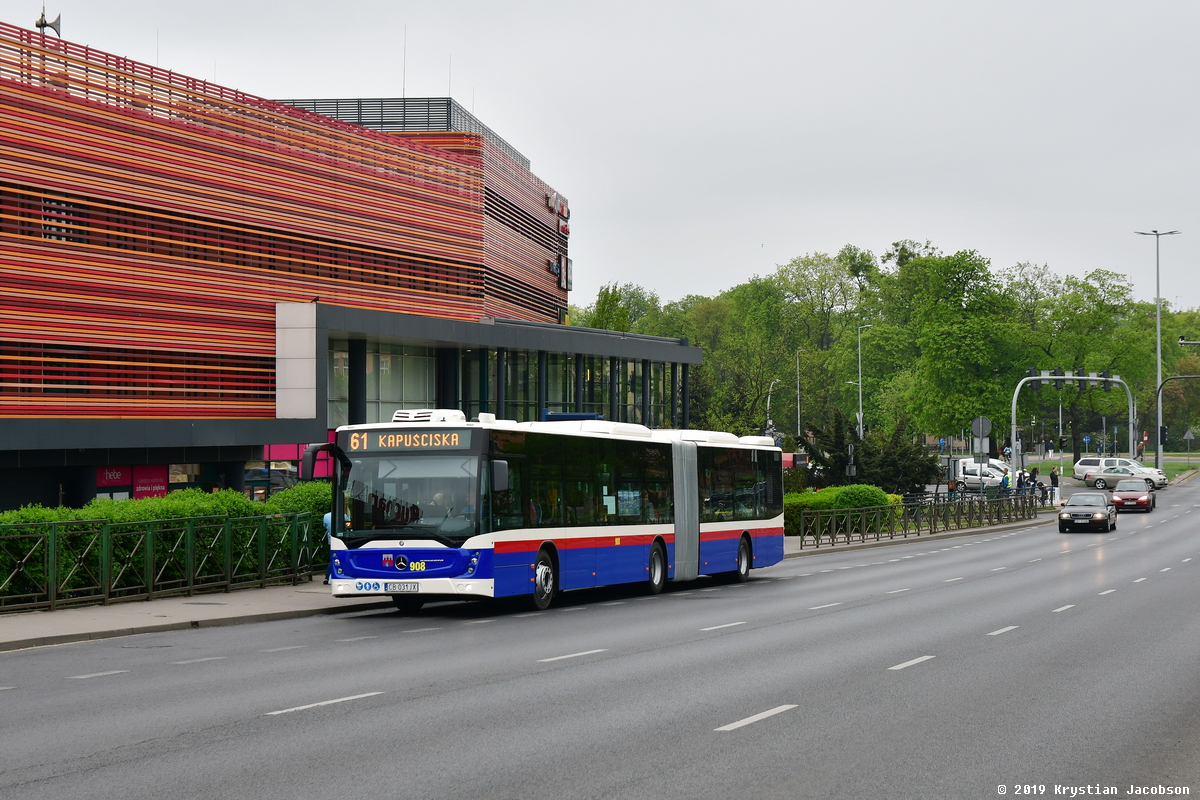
[733,536,752,582]
[647,542,666,595]
[391,596,424,615]
[532,548,558,610]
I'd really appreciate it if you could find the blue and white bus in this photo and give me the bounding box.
[301,409,784,612]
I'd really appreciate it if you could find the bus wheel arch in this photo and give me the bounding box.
[647,539,667,595]
[532,545,559,610]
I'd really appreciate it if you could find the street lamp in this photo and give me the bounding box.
[1136,229,1180,470]
[765,378,779,440]
[856,324,873,439]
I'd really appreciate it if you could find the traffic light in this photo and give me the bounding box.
[1101,369,1111,392]
[1160,426,1169,445]
[1053,367,1064,390]
[1059,436,1066,450]
[1027,367,1040,389]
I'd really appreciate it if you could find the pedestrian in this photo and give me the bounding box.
[1030,466,1039,482]
[1049,466,1058,487]
[1015,471,1026,495]
[323,511,332,584]
[1000,470,1012,497]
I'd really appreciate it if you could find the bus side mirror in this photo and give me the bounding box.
[491,460,509,493]
[299,442,330,481]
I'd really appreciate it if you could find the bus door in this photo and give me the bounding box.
[671,440,699,581]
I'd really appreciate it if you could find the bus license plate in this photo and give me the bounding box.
[386,582,419,593]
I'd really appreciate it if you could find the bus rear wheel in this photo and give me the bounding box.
[532,548,558,610]
[647,543,666,595]
[732,536,751,583]
[391,596,424,615]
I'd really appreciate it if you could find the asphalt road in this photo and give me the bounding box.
[2,482,1199,800]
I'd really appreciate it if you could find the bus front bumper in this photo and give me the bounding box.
[331,577,495,600]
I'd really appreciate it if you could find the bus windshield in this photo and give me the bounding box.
[342,453,480,546]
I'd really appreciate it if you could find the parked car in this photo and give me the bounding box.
[1058,492,1117,532]
[957,463,1002,492]
[1073,456,1167,487]
[1082,465,1159,490]
[1111,479,1156,512]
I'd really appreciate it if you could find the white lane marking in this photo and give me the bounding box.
[901,555,914,559]
[888,655,935,671]
[1028,558,1042,562]
[944,577,964,582]
[991,567,1007,571]
[1160,568,1172,573]
[819,570,833,573]
[808,603,842,610]
[402,628,442,633]
[600,602,626,606]
[259,646,307,652]
[171,656,227,664]
[799,573,813,577]
[1052,605,1075,613]
[67,670,130,679]
[887,559,900,563]
[337,636,380,641]
[1062,549,1072,553]
[1134,578,1147,583]
[700,622,747,631]
[563,607,588,612]
[987,626,1018,636]
[266,691,384,716]
[886,588,912,594]
[464,619,497,624]
[837,566,853,570]
[1098,590,1116,595]
[537,649,608,663]
[1184,558,1193,563]
[715,704,798,732]
[0,687,12,691]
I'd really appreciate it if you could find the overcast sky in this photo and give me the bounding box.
[8,1,1199,311]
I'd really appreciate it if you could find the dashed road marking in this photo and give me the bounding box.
[1134,578,1147,583]
[944,577,964,582]
[1052,605,1075,613]
[700,622,747,631]
[538,649,608,663]
[266,691,385,716]
[402,628,442,633]
[886,588,912,594]
[259,646,307,652]
[1160,568,1172,573]
[67,670,129,679]
[889,655,935,671]
[991,567,1007,571]
[1029,558,1042,562]
[715,704,798,731]
[172,656,228,664]
[808,603,842,610]
[987,626,1018,636]
[1098,590,1116,595]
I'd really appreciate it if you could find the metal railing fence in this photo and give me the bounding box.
[0,513,323,612]
[793,495,1039,550]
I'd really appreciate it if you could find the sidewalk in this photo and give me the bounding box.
[0,514,1055,653]
[0,581,392,653]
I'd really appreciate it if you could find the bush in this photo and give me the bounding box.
[265,481,332,516]
[827,484,891,509]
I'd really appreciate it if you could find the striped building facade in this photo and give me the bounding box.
[0,22,698,509]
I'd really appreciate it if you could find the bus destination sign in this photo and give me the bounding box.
[342,430,472,453]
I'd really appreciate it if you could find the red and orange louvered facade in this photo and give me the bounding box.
[0,22,568,422]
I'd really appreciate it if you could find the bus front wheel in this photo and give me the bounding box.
[647,543,666,595]
[532,549,558,610]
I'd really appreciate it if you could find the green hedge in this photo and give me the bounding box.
[784,485,903,536]
[0,482,332,525]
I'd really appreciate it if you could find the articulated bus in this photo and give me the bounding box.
[300,409,784,612]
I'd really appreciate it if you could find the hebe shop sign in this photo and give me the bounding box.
[96,466,131,487]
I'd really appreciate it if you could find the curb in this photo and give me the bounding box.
[0,600,395,653]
